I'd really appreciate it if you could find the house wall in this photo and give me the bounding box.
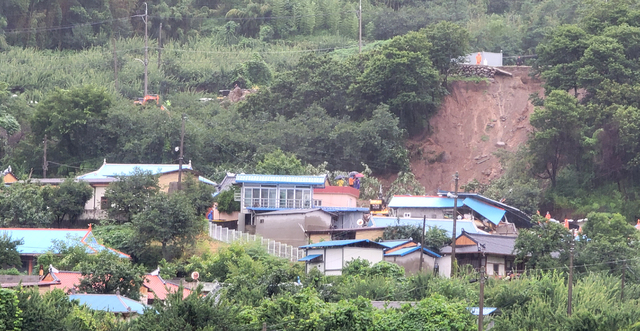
[392,207,448,219]
[158,172,185,192]
[85,185,108,211]
[324,248,344,275]
[255,211,332,247]
[336,211,365,229]
[305,248,325,273]
[309,233,331,244]
[212,203,239,221]
[437,255,452,278]
[314,192,356,208]
[343,247,383,267]
[384,252,437,275]
[2,173,18,183]
[486,255,506,276]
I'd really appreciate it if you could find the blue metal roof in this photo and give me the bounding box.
[384,246,442,258]
[235,174,326,186]
[368,217,481,237]
[0,228,129,258]
[378,240,411,249]
[468,307,499,316]
[462,198,505,225]
[298,254,323,262]
[198,176,217,186]
[319,207,369,213]
[388,196,464,208]
[300,239,386,249]
[77,163,193,180]
[69,294,146,314]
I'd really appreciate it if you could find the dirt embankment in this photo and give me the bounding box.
[407,66,544,193]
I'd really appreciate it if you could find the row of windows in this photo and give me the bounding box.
[243,186,312,209]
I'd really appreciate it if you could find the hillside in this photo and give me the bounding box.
[408,67,543,193]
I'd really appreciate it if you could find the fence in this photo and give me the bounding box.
[208,222,305,262]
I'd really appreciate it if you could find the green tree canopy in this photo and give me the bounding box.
[255,148,305,175]
[42,179,93,227]
[78,250,145,300]
[0,233,22,268]
[103,169,160,223]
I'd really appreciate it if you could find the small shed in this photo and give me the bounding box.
[382,241,442,275]
[299,239,386,275]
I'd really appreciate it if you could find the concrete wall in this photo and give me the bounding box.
[303,246,384,275]
[343,247,384,267]
[486,255,506,276]
[212,203,239,221]
[437,255,452,278]
[305,248,325,273]
[309,233,331,244]
[392,207,448,219]
[314,192,356,208]
[255,211,332,247]
[334,211,366,229]
[384,251,438,275]
[325,248,343,274]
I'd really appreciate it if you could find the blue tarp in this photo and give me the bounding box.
[70,294,146,314]
[235,174,326,186]
[388,196,464,208]
[300,239,386,249]
[369,218,481,237]
[384,246,442,258]
[462,198,505,225]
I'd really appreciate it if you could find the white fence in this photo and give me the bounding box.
[208,222,305,262]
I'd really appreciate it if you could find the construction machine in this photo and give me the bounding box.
[134,94,166,110]
[369,199,389,216]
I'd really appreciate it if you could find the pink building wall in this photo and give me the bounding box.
[313,186,360,208]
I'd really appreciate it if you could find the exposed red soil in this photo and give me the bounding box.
[406,66,544,193]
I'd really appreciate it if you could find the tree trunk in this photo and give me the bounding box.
[162,242,168,260]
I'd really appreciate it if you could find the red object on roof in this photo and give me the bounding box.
[545,212,551,220]
[636,219,640,230]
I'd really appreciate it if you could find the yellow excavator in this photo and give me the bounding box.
[134,94,166,110]
[369,199,389,216]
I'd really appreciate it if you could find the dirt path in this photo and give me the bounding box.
[407,67,544,193]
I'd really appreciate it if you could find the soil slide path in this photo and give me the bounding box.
[407,66,544,194]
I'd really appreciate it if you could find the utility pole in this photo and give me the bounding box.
[177,114,186,190]
[42,135,48,178]
[450,171,459,277]
[567,230,574,316]
[143,2,149,96]
[112,39,118,91]
[419,215,426,272]
[358,0,362,53]
[158,23,162,70]
[478,266,485,331]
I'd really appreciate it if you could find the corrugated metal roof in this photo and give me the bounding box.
[388,196,464,208]
[300,239,386,249]
[441,232,517,256]
[368,218,482,237]
[235,174,326,186]
[257,209,327,216]
[298,254,323,262]
[0,228,129,258]
[468,307,499,316]
[198,176,217,186]
[384,246,441,258]
[378,240,411,249]
[319,207,369,212]
[462,198,505,225]
[69,294,146,314]
[77,163,193,180]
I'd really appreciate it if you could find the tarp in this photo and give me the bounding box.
[463,198,505,225]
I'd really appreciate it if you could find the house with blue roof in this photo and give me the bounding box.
[298,239,387,275]
[381,240,443,275]
[0,226,129,275]
[387,193,531,231]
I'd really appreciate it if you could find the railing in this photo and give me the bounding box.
[208,222,305,262]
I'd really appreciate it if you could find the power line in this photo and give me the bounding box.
[3,16,135,34]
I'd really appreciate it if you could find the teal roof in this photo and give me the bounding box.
[235,174,326,186]
[378,240,411,249]
[77,163,193,180]
[0,228,129,258]
[369,218,481,237]
[69,294,146,314]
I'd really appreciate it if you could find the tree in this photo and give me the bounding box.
[31,85,112,163]
[132,192,204,261]
[382,225,450,253]
[103,169,159,223]
[528,90,585,187]
[535,25,589,96]
[182,176,216,217]
[423,21,470,86]
[42,179,93,227]
[16,288,75,331]
[0,233,22,268]
[255,149,305,175]
[78,250,145,300]
[0,288,21,331]
[215,189,240,214]
[0,182,53,227]
[514,216,572,269]
[386,171,425,198]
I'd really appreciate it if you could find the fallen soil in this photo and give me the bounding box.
[406,66,544,193]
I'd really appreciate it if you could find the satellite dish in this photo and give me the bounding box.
[175,146,180,152]
[356,219,364,226]
[191,271,200,280]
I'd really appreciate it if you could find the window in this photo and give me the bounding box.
[403,212,411,218]
[244,186,276,209]
[313,199,322,207]
[259,219,264,224]
[443,210,453,219]
[493,263,500,274]
[100,197,109,210]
